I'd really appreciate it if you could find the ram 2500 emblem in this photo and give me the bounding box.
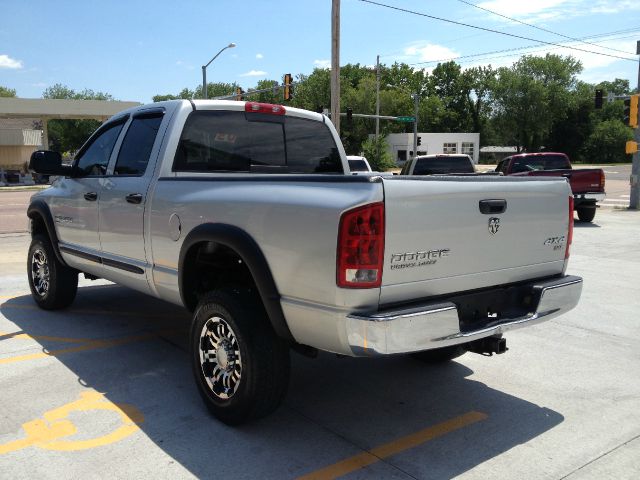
[488,217,500,235]
[390,249,450,270]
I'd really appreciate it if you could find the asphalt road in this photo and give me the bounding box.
[0,208,639,479]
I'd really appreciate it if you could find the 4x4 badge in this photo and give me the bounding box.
[488,217,500,235]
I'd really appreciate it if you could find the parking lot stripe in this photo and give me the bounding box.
[0,330,92,344]
[0,302,179,319]
[297,411,488,480]
[0,331,170,365]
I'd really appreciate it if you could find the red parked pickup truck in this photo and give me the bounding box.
[496,152,605,222]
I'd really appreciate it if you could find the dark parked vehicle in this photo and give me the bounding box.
[400,154,475,175]
[496,152,605,223]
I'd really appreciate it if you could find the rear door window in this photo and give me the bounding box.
[114,113,164,175]
[173,111,342,173]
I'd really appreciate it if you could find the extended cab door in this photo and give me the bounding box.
[98,109,166,292]
[52,117,127,275]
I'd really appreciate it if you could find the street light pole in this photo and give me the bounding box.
[202,42,236,99]
[631,40,640,210]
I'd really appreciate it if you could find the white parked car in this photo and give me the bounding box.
[346,155,372,173]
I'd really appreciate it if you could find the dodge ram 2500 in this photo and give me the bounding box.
[27,100,583,424]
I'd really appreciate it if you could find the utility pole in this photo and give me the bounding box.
[411,93,419,160]
[375,55,380,140]
[631,40,640,210]
[331,0,341,135]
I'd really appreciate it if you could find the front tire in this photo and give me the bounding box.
[191,291,290,425]
[27,234,78,310]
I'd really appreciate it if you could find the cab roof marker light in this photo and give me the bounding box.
[244,102,286,115]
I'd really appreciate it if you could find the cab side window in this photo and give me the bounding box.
[75,121,125,176]
[114,113,164,176]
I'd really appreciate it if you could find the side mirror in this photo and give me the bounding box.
[29,151,71,176]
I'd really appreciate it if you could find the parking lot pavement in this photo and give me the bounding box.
[1,208,639,479]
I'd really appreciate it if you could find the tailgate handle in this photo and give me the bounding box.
[479,199,507,214]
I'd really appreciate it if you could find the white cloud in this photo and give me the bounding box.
[256,53,263,59]
[314,59,330,69]
[0,54,23,69]
[240,70,267,77]
[31,82,47,88]
[404,43,461,63]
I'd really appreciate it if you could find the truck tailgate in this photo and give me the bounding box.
[380,175,571,305]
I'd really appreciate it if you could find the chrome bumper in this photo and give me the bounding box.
[346,275,583,356]
[574,192,605,202]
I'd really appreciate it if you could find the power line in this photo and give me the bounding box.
[408,31,640,67]
[358,0,637,62]
[455,0,634,55]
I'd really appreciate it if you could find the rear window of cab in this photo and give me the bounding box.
[173,111,343,174]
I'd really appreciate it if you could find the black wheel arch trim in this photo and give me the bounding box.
[179,223,294,342]
[27,200,67,266]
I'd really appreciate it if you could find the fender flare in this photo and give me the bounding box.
[27,200,68,266]
[178,223,294,342]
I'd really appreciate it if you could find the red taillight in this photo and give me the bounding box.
[599,170,606,191]
[244,102,286,115]
[566,196,574,259]
[337,202,385,288]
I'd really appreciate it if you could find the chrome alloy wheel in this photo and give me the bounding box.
[199,316,243,400]
[30,249,50,297]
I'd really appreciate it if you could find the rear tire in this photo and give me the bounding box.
[27,234,78,310]
[577,206,596,223]
[190,291,290,425]
[411,344,467,363]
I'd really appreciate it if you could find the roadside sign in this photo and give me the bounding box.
[396,116,415,123]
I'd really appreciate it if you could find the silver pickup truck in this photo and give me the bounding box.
[27,100,582,424]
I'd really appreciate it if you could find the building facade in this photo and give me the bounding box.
[380,132,480,165]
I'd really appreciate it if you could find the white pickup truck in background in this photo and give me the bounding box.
[27,100,582,424]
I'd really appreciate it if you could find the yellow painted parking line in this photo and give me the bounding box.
[0,390,143,454]
[297,411,488,480]
[0,330,91,344]
[0,330,173,365]
[0,302,179,319]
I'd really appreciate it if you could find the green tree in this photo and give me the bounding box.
[42,84,114,153]
[491,54,582,152]
[361,135,395,171]
[0,86,17,97]
[583,119,634,163]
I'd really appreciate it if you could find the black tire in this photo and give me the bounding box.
[190,291,290,425]
[411,344,467,363]
[577,206,596,223]
[27,234,78,310]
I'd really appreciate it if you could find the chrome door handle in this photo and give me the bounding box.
[125,193,143,204]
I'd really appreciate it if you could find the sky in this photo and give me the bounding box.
[1,0,639,103]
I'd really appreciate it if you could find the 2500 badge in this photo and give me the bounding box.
[390,249,450,270]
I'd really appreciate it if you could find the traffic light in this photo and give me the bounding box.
[624,95,639,128]
[595,89,603,109]
[235,87,244,101]
[346,107,353,122]
[626,141,638,154]
[417,136,422,146]
[283,73,293,101]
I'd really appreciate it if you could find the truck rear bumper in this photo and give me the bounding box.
[574,192,605,204]
[345,275,582,356]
